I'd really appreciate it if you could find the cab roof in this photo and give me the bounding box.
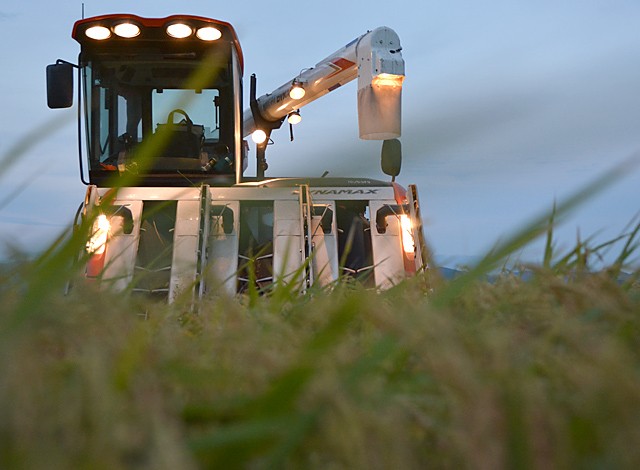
[72,14,243,72]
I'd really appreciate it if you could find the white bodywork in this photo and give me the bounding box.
[85,181,424,301]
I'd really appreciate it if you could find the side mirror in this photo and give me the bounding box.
[46,62,74,109]
[381,138,402,180]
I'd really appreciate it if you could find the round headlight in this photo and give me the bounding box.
[287,111,302,125]
[289,82,306,100]
[196,26,222,41]
[85,26,111,40]
[251,129,267,144]
[166,23,193,39]
[113,22,140,38]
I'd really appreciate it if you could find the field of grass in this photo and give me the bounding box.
[1,221,639,469]
[1,121,639,467]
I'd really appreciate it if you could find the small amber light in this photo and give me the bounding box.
[372,73,405,88]
[400,215,415,254]
[86,214,111,255]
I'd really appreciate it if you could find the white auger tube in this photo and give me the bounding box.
[243,26,404,140]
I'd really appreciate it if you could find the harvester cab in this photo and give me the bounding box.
[47,14,429,301]
[48,15,244,187]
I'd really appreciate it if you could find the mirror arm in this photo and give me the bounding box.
[56,59,79,69]
[77,62,88,185]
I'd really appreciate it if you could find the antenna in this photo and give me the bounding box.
[82,3,85,19]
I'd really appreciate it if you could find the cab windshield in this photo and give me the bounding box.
[82,52,235,184]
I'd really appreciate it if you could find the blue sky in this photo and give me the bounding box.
[1,1,639,266]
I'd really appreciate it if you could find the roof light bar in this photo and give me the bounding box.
[80,19,226,42]
[166,23,193,39]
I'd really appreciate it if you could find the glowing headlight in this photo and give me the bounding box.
[400,214,415,254]
[86,214,111,255]
[85,26,111,40]
[289,81,306,100]
[196,26,222,41]
[113,22,140,38]
[251,129,267,144]
[372,73,405,88]
[287,110,302,125]
[166,23,193,39]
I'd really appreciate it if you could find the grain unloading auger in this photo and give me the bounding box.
[46,14,428,302]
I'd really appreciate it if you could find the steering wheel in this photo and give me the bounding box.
[166,108,193,125]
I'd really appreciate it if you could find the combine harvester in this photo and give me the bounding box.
[47,14,428,301]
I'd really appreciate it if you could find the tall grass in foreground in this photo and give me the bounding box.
[1,116,639,467]
[0,220,638,469]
